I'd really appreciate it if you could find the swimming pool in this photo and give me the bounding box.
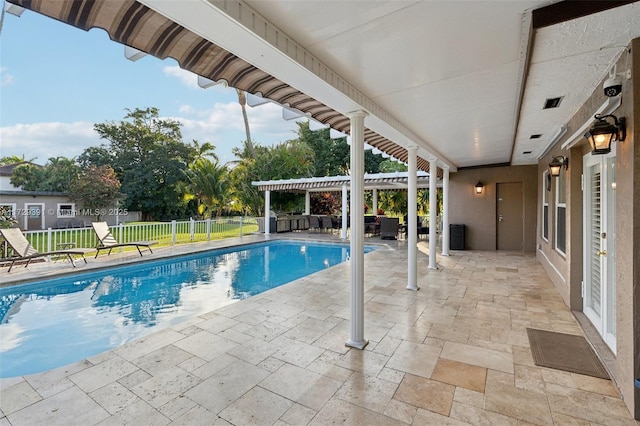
[0,240,377,378]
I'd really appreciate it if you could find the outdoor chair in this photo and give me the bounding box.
[308,215,320,232]
[379,217,399,240]
[0,228,93,272]
[92,222,157,258]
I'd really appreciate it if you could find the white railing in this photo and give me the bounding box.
[14,217,259,254]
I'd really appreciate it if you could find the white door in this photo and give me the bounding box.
[583,149,616,352]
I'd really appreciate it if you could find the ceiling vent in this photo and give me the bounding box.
[530,134,542,139]
[543,97,563,109]
[523,151,532,154]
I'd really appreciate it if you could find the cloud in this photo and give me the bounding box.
[162,65,199,89]
[0,67,15,86]
[0,122,101,163]
[1,101,301,165]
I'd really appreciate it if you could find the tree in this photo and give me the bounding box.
[0,155,34,166]
[231,139,314,215]
[294,121,387,176]
[69,165,123,221]
[9,157,79,192]
[236,89,255,158]
[89,107,197,220]
[184,158,230,218]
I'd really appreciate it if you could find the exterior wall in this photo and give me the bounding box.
[537,39,638,418]
[449,165,537,252]
[0,193,141,229]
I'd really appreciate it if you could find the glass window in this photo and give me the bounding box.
[542,171,549,241]
[555,171,566,255]
[57,203,75,218]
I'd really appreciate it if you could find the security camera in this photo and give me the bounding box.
[603,65,623,97]
[603,74,622,97]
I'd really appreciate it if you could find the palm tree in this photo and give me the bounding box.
[236,89,256,158]
[184,158,230,218]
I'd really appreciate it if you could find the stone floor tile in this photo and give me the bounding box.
[260,363,342,411]
[280,403,317,425]
[172,330,238,361]
[227,336,282,365]
[550,412,592,425]
[307,358,354,382]
[185,358,270,414]
[270,335,326,368]
[412,407,472,425]
[130,366,201,408]
[0,380,41,416]
[309,397,405,426]
[484,382,553,425]
[545,383,634,426]
[440,341,514,374]
[24,359,91,399]
[113,327,185,361]
[386,340,441,379]
[95,399,170,426]
[394,373,455,416]
[171,405,230,426]
[7,386,109,426]
[89,381,139,414]
[69,355,139,393]
[383,398,417,423]
[132,344,194,375]
[431,358,487,393]
[453,387,485,409]
[514,364,546,394]
[377,367,405,384]
[335,372,399,414]
[157,395,198,420]
[450,401,518,425]
[258,356,287,373]
[219,386,293,425]
[336,347,390,378]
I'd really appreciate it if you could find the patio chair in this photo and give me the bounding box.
[379,217,399,240]
[308,215,320,232]
[0,228,93,272]
[92,222,157,258]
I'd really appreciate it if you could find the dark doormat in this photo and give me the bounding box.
[526,328,609,379]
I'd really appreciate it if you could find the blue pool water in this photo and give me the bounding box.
[0,240,377,378]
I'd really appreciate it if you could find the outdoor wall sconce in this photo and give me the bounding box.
[475,181,484,194]
[548,156,568,177]
[584,114,626,155]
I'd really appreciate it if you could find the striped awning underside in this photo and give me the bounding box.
[253,174,433,192]
[10,0,437,174]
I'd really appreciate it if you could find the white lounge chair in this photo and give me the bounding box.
[92,222,157,258]
[0,228,93,272]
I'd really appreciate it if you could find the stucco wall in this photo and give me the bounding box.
[449,165,537,252]
[537,39,638,418]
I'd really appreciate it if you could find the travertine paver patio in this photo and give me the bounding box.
[1,233,638,425]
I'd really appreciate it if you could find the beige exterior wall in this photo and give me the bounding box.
[449,165,537,252]
[536,38,638,418]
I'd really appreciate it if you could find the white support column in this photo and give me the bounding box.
[346,110,368,350]
[264,190,271,235]
[372,189,378,215]
[428,159,438,269]
[341,184,348,239]
[305,191,311,215]
[442,167,450,256]
[407,145,419,291]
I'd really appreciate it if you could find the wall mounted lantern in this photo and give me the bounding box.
[475,181,484,194]
[584,114,626,155]
[548,156,568,177]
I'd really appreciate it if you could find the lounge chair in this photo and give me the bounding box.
[92,222,157,258]
[0,228,93,272]
[379,217,399,240]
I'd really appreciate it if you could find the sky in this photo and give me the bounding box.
[0,6,302,165]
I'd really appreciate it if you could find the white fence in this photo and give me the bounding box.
[15,217,259,254]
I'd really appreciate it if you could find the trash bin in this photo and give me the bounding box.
[450,224,465,250]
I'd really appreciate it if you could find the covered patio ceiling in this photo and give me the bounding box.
[6,0,640,174]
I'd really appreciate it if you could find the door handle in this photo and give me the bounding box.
[596,250,607,256]
[498,215,503,222]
